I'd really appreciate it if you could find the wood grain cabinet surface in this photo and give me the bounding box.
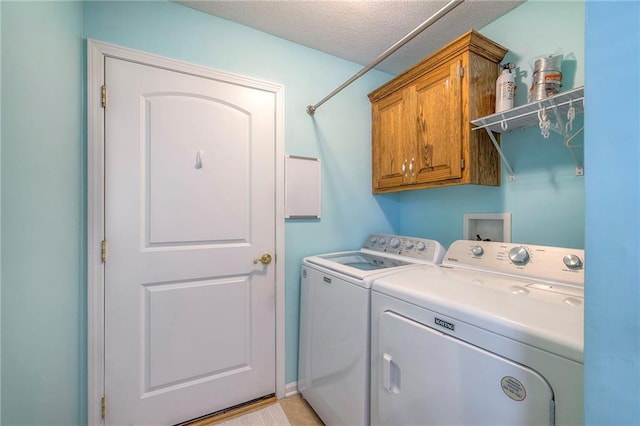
[368,30,508,193]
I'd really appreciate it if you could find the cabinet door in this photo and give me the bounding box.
[411,58,463,184]
[372,89,410,191]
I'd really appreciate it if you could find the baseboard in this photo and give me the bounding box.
[284,381,299,398]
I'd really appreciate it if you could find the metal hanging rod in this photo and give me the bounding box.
[306,0,465,115]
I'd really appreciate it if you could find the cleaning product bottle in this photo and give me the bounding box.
[495,63,516,113]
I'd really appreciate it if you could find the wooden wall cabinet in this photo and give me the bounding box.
[369,30,508,193]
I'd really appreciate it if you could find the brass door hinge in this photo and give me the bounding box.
[101,85,107,108]
[458,65,464,78]
[101,240,108,263]
[101,396,106,419]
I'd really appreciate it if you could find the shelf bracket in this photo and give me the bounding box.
[564,126,585,176]
[548,101,585,176]
[484,128,516,181]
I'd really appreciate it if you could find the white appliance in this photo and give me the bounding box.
[298,234,446,426]
[371,240,585,426]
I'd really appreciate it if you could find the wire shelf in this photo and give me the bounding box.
[470,86,585,180]
[471,86,584,134]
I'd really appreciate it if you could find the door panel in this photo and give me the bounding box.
[372,90,409,189]
[413,59,463,183]
[146,94,250,245]
[143,278,250,394]
[375,311,554,426]
[104,57,276,425]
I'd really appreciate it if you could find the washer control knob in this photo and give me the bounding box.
[390,237,401,248]
[471,245,484,257]
[405,241,414,250]
[416,242,426,251]
[369,236,378,244]
[563,254,583,269]
[509,246,530,265]
[379,237,387,246]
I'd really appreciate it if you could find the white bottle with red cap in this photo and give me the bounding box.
[495,63,516,113]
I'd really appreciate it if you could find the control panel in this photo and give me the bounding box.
[444,240,585,286]
[362,233,446,264]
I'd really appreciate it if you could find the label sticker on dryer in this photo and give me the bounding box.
[501,376,526,401]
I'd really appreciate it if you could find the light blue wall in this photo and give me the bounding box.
[1,1,85,425]
[83,0,396,395]
[584,1,640,424]
[394,0,585,250]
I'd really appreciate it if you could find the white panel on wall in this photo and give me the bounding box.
[285,156,321,219]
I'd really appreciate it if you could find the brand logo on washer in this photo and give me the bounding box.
[323,276,331,284]
[434,317,455,331]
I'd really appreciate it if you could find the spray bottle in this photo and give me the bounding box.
[495,63,516,113]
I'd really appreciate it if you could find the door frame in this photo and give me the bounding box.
[86,39,286,425]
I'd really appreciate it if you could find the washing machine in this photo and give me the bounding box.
[370,240,585,426]
[298,233,446,426]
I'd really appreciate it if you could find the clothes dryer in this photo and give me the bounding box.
[298,234,445,426]
[370,240,584,425]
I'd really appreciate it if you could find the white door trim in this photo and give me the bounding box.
[87,39,286,426]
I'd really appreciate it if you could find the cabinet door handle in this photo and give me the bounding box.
[410,158,415,177]
[402,159,407,177]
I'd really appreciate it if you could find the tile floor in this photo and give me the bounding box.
[190,393,324,426]
[279,394,324,425]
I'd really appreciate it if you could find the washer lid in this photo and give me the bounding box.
[372,265,584,362]
[318,252,412,270]
[305,250,414,281]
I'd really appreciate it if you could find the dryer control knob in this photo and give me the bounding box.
[405,241,414,250]
[509,246,530,265]
[563,254,583,269]
[510,286,530,295]
[416,242,426,251]
[563,297,582,306]
[390,237,401,248]
[471,245,484,257]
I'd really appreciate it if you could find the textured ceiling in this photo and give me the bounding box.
[177,0,523,75]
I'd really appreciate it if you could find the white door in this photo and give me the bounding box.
[104,57,276,425]
[375,311,554,426]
